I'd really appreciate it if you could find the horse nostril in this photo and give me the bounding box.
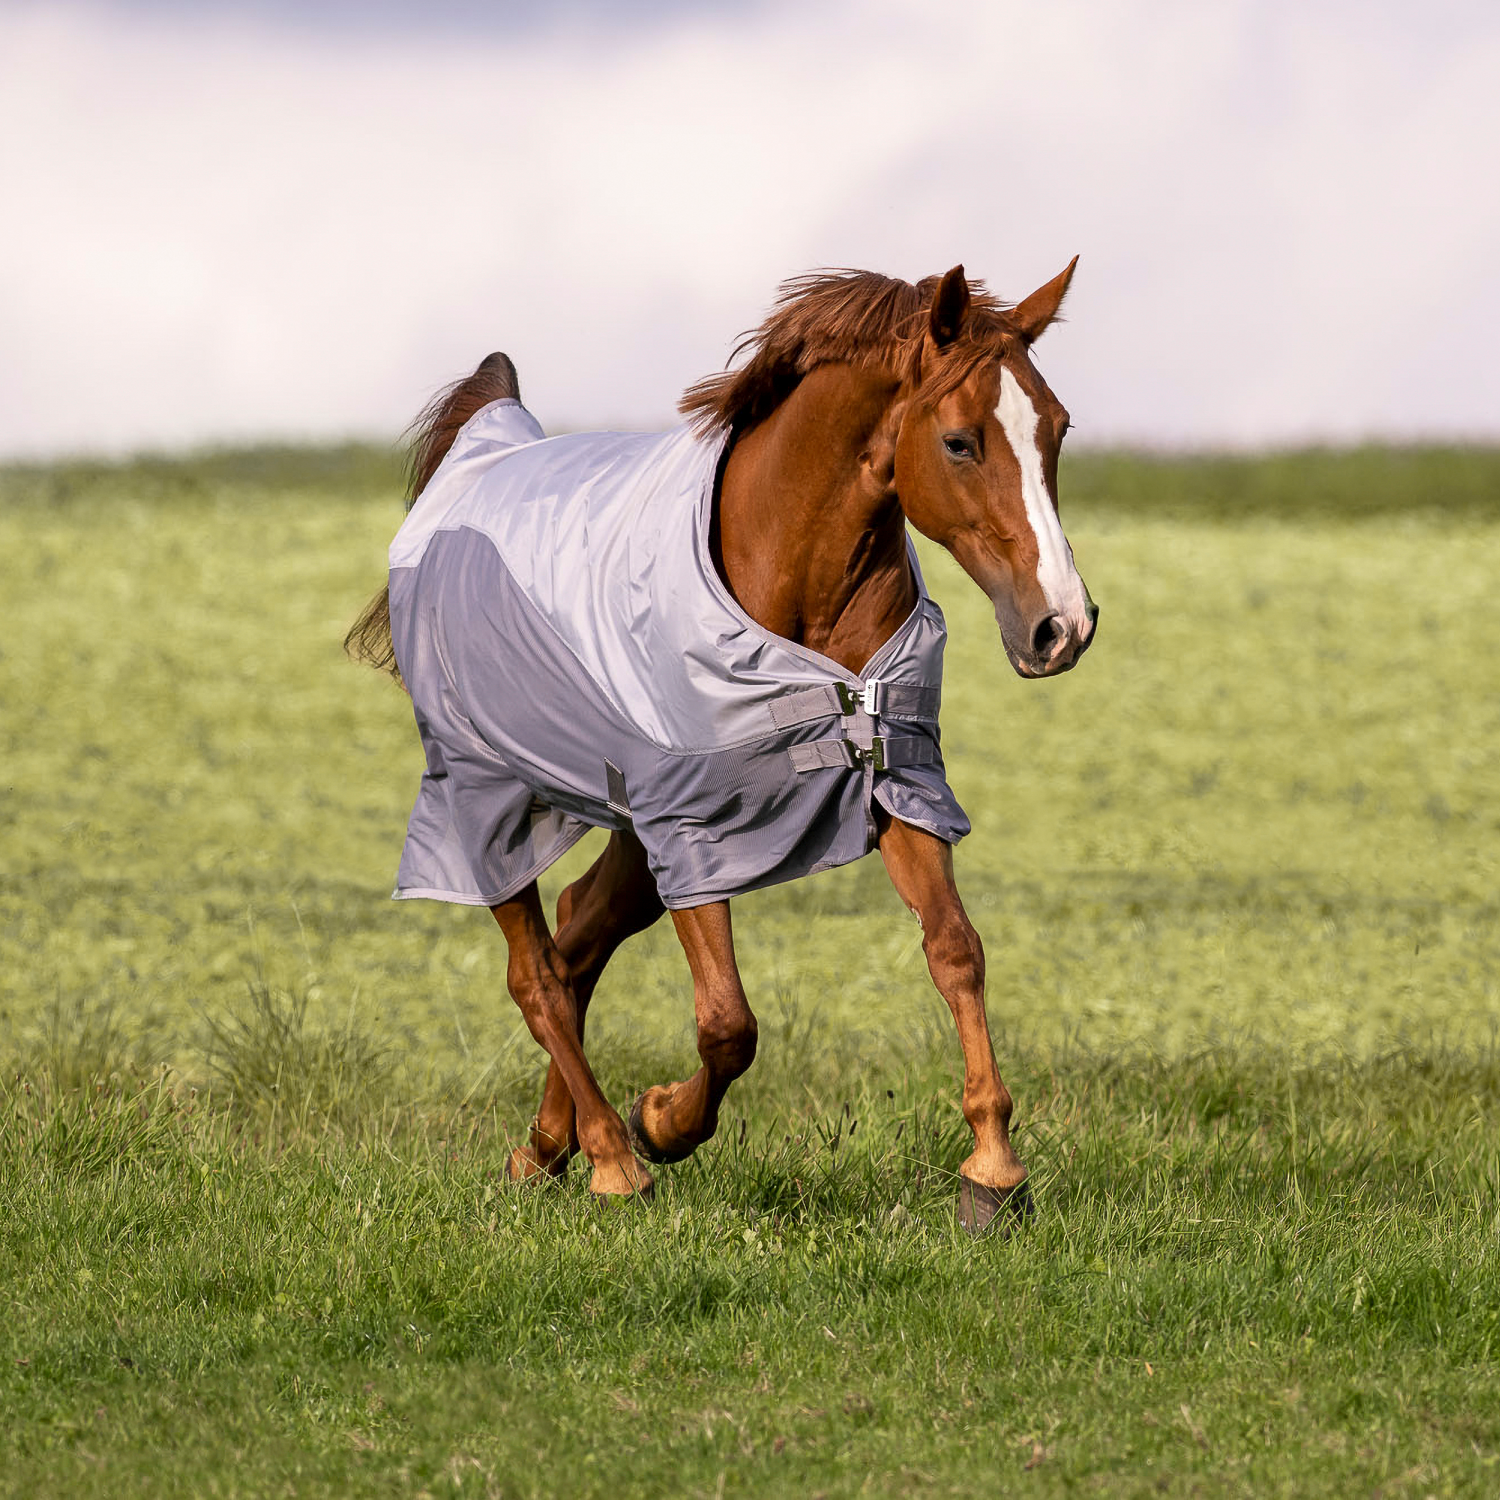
[1031,614,1062,656]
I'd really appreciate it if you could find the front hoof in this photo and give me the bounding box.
[589,1157,654,1201]
[627,1090,694,1166]
[958,1174,1033,1238]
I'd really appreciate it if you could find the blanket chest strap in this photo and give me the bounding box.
[770,679,939,730]
[787,735,937,774]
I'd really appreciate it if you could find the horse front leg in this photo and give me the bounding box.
[877,812,1030,1235]
[627,901,758,1164]
[491,882,651,1199]
[507,829,665,1183]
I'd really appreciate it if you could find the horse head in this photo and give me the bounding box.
[894,262,1097,678]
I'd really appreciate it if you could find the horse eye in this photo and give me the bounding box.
[942,435,974,461]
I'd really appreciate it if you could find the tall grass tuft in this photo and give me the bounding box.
[197,975,394,1137]
[19,989,168,1096]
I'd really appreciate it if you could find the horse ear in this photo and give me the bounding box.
[929,265,970,347]
[1012,256,1079,344]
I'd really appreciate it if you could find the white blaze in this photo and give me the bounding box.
[995,367,1089,626]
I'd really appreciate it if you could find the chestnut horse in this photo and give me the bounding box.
[348,263,1096,1233]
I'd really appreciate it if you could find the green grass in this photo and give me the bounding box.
[2,444,1499,1495]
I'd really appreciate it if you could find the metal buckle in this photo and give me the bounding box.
[834,681,881,716]
[846,738,886,770]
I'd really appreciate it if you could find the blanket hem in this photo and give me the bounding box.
[391,820,591,907]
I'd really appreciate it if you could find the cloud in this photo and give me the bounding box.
[1,0,1497,455]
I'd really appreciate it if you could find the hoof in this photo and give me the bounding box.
[627,1091,694,1166]
[591,1178,655,1209]
[589,1157,654,1201]
[958,1174,1033,1238]
[506,1145,569,1183]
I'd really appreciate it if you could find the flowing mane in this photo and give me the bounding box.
[679,268,1016,437]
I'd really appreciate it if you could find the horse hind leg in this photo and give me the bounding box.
[628,900,758,1165]
[507,829,665,1183]
[491,881,651,1198]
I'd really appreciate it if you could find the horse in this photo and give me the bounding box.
[347,262,1097,1234]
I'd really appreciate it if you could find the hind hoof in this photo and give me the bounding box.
[627,1092,672,1165]
[506,1145,569,1184]
[627,1090,697,1166]
[958,1174,1033,1238]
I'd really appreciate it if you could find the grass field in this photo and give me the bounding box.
[2,443,1498,1496]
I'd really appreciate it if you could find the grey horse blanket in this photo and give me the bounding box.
[386,399,969,910]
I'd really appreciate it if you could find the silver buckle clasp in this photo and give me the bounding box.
[834,680,881,716]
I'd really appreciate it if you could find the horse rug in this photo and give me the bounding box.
[386,399,970,910]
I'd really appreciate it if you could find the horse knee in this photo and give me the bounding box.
[923,913,985,991]
[698,1001,758,1081]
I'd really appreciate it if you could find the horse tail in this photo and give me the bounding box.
[344,352,522,687]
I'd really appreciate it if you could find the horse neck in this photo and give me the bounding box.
[714,363,916,675]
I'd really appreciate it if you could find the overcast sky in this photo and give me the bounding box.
[2,0,1497,456]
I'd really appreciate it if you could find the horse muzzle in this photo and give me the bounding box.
[1008,598,1099,679]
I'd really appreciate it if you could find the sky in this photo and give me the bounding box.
[2,0,1497,456]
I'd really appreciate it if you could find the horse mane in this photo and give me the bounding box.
[349,275,1016,681]
[679,268,1015,437]
[344,353,521,687]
